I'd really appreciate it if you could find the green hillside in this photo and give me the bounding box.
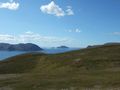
[0,45,120,90]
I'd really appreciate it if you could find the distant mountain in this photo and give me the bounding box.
[87,45,101,48]
[57,46,69,49]
[0,43,43,51]
[104,42,120,46]
[87,42,120,49]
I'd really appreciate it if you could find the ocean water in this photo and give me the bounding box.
[0,48,79,61]
[42,48,78,54]
[0,51,27,61]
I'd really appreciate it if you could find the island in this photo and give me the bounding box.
[0,43,43,51]
[57,46,69,49]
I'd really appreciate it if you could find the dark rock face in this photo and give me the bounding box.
[57,46,69,48]
[0,43,43,51]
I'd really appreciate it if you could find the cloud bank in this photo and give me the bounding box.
[0,31,72,46]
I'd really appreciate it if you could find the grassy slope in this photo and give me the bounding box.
[0,45,120,90]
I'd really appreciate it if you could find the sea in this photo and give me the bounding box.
[0,48,79,61]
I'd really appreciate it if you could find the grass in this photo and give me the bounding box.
[0,45,120,90]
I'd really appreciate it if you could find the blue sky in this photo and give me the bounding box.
[0,0,120,47]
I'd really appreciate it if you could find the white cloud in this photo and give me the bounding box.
[0,31,72,45]
[0,1,19,10]
[40,1,65,17]
[67,28,81,33]
[40,1,74,17]
[75,29,81,33]
[66,6,74,15]
[0,34,15,41]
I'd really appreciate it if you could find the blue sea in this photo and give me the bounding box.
[0,48,79,61]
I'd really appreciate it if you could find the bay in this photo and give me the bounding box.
[0,48,79,61]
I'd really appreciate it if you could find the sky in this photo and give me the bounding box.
[0,0,120,47]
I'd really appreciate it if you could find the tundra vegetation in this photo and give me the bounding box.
[0,44,120,90]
